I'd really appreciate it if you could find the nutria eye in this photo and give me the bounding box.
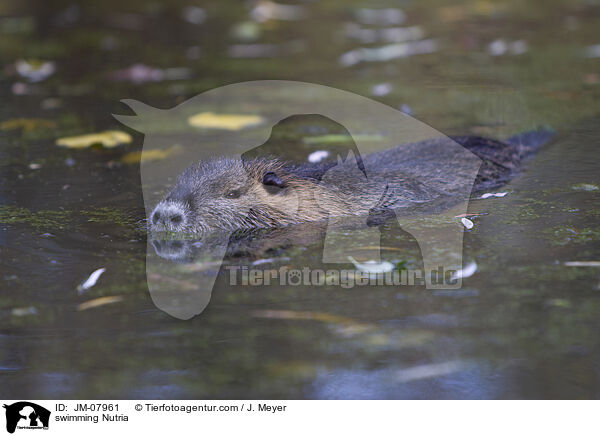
[226,189,242,199]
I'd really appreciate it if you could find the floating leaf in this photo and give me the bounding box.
[371,82,393,96]
[480,192,508,199]
[251,257,290,266]
[572,183,599,192]
[77,295,123,311]
[339,40,437,67]
[451,261,477,280]
[56,130,132,149]
[0,118,55,132]
[188,112,264,130]
[121,144,183,164]
[308,150,329,163]
[461,217,474,229]
[15,59,55,82]
[77,268,106,293]
[11,306,38,317]
[348,256,394,274]
[564,261,600,267]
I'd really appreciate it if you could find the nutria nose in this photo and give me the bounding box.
[150,203,186,231]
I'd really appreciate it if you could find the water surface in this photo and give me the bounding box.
[1,0,600,399]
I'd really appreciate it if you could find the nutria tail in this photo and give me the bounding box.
[449,128,554,192]
[506,127,556,158]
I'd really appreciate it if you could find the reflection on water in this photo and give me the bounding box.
[1,0,600,399]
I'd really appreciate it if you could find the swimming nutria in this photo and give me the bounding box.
[149,130,553,233]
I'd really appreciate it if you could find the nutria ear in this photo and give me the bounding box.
[262,172,285,189]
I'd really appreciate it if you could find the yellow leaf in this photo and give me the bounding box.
[1,118,55,132]
[188,112,264,130]
[77,295,123,311]
[56,130,132,149]
[121,144,183,164]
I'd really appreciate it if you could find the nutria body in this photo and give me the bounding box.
[150,130,553,233]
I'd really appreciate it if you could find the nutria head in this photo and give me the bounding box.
[149,156,326,233]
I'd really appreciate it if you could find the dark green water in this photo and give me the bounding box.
[1,0,599,398]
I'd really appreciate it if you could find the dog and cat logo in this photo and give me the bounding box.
[3,402,50,433]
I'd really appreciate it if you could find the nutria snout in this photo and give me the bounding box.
[151,202,187,230]
[150,131,553,234]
